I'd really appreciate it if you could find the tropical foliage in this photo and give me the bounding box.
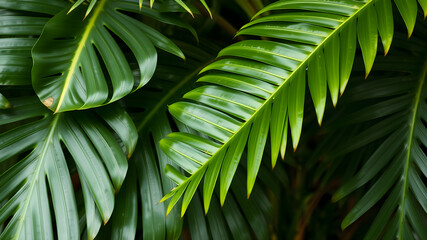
[1,0,427,239]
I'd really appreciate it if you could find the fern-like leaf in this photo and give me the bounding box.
[159,0,424,216]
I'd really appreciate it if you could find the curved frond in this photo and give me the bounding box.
[0,93,11,109]
[108,41,217,239]
[68,0,211,18]
[330,35,427,239]
[89,41,276,239]
[0,1,67,86]
[0,96,137,239]
[31,0,196,113]
[159,0,425,215]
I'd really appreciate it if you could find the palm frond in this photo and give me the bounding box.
[329,33,427,239]
[30,0,197,113]
[158,0,425,216]
[98,41,218,239]
[0,95,137,239]
[87,41,276,239]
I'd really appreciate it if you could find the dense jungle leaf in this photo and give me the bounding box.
[31,0,197,113]
[0,96,137,239]
[0,1,68,86]
[89,41,277,239]
[159,0,426,216]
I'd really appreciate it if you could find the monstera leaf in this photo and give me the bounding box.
[158,0,426,216]
[0,95,137,239]
[31,0,196,113]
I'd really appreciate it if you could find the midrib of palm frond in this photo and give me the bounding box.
[212,0,372,143]
[160,0,378,214]
[397,60,427,239]
[136,59,216,132]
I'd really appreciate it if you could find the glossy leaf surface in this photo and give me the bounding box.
[329,35,427,239]
[32,0,194,113]
[0,97,137,239]
[160,0,424,216]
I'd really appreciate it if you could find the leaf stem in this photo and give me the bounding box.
[397,61,427,239]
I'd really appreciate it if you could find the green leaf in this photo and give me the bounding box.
[0,97,137,239]
[270,87,288,166]
[357,4,378,77]
[81,177,103,239]
[68,0,211,18]
[219,128,250,205]
[110,165,138,240]
[376,0,394,55]
[160,0,425,216]
[339,17,356,95]
[203,150,225,213]
[0,1,67,86]
[247,105,270,197]
[324,35,340,106]
[308,51,327,124]
[329,39,427,238]
[103,42,220,239]
[288,69,305,150]
[394,0,417,37]
[32,0,192,113]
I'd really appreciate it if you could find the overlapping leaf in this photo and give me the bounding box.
[68,0,212,18]
[0,96,137,239]
[330,35,427,239]
[0,0,67,86]
[89,42,275,239]
[31,0,197,113]
[159,0,425,216]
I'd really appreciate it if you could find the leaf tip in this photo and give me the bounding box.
[159,197,167,204]
[2,102,12,109]
[220,195,226,207]
[384,47,390,56]
[318,118,323,127]
[83,14,89,21]
[271,160,277,169]
[247,184,254,199]
[341,219,350,231]
[292,142,298,152]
